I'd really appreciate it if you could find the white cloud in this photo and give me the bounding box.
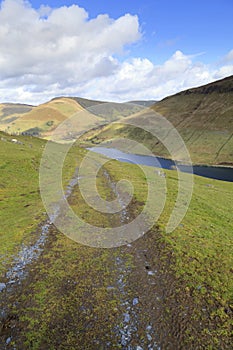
[0,0,140,101]
[0,0,232,105]
[214,65,233,79]
[83,50,232,102]
[224,49,233,62]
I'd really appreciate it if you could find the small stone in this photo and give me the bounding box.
[121,337,127,346]
[147,334,152,342]
[133,297,139,305]
[0,283,6,292]
[0,310,6,321]
[148,271,155,276]
[6,337,11,345]
[124,313,130,322]
[146,325,152,332]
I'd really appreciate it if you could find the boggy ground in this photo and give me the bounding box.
[0,163,232,349]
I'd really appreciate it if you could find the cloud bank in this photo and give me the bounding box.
[0,0,233,104]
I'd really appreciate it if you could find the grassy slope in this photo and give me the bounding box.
[0,98,100,139]
[81,76,233,165]
[0,133,232,347]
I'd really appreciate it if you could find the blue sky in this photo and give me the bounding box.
[30,0,233,63]
[0,0,233,103]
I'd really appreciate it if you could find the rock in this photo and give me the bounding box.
[0,283,6,292]
[146,325,152,332]
[0,310,7,321]
[124,313,130,323]
[133,297,139,305]
[148,271,155,276]
[6,337,11,345]
[147,333,152,342]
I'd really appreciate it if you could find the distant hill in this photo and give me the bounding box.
[127,100,157,107]
[0,97,112,141]
[82,76,233,165]
[0,96,142,141]
[0,98,155,140]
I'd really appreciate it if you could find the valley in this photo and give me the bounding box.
[0,76,233,349]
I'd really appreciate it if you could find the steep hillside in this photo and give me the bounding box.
[151,75,233,164]
[82,76,233,165]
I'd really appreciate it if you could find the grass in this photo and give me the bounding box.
[0,132,83,276]
[102,159,233,345]
[0,134,232,347]
[0,132,46,274]
[17,231,126,349]
[103,159,233,304]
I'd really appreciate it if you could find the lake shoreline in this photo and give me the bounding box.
[87,144,233,169]
[88,146,233,182]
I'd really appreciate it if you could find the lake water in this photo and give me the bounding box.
[89,147,233,182]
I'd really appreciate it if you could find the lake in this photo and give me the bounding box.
[89,147,233,182]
